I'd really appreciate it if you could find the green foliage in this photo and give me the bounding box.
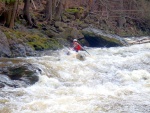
[65,7,83,15]
[4,30,24,39]
[0,0,16,3]
[66,8,79,14]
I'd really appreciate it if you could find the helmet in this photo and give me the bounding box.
[73,39,77,42]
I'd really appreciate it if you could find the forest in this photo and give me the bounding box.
[0,0,150,31]
[0,0,150,57]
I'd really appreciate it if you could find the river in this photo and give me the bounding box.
[0,43,150,113]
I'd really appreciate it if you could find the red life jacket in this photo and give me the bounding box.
[73,42,82,51]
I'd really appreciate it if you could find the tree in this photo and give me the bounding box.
[23,0,36,27]
[118,0,126,28]
[54,0,64,21]
[9,0,18,28]
[45,0,53,21]
[0,0,18,28]
[44,0,65,22]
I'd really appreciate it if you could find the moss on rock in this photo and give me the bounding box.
[65,7,84,19]
[27,36,62,50]
[66,8,80,14]
[3,29,62,51]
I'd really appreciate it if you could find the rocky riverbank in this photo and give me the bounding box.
[1,25,149,58]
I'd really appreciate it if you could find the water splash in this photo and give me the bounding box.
[0,43,150,113]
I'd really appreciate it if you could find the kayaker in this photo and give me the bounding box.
[73,39,84,52]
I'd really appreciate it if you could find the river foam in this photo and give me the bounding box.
[0,43,150,113]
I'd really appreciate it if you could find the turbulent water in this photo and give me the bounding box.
[0,43,150,113]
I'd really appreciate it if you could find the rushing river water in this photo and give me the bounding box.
[0,43,150,113]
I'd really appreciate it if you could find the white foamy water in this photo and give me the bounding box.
[0,43,150,113]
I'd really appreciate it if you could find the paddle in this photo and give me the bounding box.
[82,48,91,55]
[77,40,91,55]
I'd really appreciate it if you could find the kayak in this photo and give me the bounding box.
[76,53,86,61]
[66,50,86,61]
[63,47,87,61]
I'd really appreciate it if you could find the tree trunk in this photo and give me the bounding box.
[5,3,13,27]
[23,0,33,26]
[45,0,53,21]
[88,0,93,11]
[119,0,126,28]
[52,0,56,14]
[9,0,18,28]
[54,0,63,21]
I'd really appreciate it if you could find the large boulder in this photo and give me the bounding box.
[0,30,11,57]
[0,63,40,88]
[0,28,36,57]
[8,38,36,57]
[82,28,128,47]
[54,21,68,28]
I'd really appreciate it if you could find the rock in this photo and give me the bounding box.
[44,29,58,37]
[0,74,18,88]
[64,13,76,20]
[76,53,86,61]
[0,63,40,88]
[0,30,11,57]
[78,23,89,29]
[12,43,26,57]
[7,34,36,57]
[54,27,84,47]
[62,15,70,22]
[9,40,35,57]
[8,64,39,84]
[124,36,150,45]
[82,27,128,47]
[57,27,65,32]
[25,43,37,56]
[54,21,68,28]
[0,28,36,57]
[70,28,84,39]
[14,23,29,32]
[0,82,5,88]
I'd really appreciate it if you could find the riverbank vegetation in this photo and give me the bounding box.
[0,0,150,57]
[0,0,150,34]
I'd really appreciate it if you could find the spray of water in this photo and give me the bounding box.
[0,43,150,113]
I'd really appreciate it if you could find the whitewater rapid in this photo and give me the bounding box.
[0,43,150,113]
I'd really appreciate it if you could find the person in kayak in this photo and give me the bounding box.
[73,39,84,52]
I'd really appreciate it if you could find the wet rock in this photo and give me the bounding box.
[0,74,18,88]
[0,30,11,57]
[7,64,39,84]
[70,28,84,39]
[13,43,35,57]
[0,83,5,88]
[76,53,86,61]
[8,37,36,57]
[10,43,27,57]
[78,23,89,29]
[82,28,128,47]
[57,27,65,32]
[25,43,37,56]
[54,21,68,28]
[0,63,40,88]
[124,36,150,45]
